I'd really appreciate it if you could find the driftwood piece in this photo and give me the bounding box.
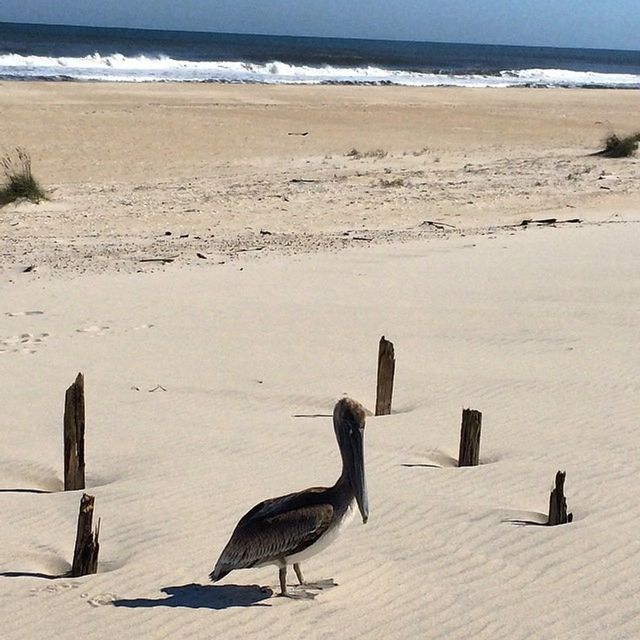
[64,372,85,491]
[375,336,395,416]
[138,256,178,263]
[518,218,582,227]
[548,471,573,525]
[420,219,457,230]
[458,408,482,467]
[71,493,100,577]
[235,246,265,253]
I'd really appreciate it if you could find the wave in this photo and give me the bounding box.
[1,52,639,88]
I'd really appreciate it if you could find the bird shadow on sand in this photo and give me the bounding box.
[113,583,273,610]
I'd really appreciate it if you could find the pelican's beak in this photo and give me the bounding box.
[350,426,369,524]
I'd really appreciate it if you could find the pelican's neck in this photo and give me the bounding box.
[333,464,356,501]
[332,409,363,506]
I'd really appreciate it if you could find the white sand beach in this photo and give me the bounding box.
[1,83,639,639]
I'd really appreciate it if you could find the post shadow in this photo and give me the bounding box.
[0,571,64,579]
[400,463,442,469]
[113,583,273,610]
[502,510,549,527]
[0,488,53,494]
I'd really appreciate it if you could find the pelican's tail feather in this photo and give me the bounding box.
[209,562,231,582]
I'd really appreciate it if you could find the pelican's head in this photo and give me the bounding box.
[334,397,369,524]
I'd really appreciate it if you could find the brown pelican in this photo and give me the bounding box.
[210,397,368,599]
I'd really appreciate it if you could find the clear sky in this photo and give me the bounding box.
[1,0,639,51]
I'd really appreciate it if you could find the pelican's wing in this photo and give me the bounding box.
[210,493,333,581]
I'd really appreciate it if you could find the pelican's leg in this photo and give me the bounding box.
[277,566,316,600]
[293,563,305,585]
[279,567,288,594]
[293,563,337,591]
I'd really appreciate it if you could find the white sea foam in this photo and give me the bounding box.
[1,52,639,88]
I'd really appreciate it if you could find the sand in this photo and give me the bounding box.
[1,83,639,272]
[1,83,639,639]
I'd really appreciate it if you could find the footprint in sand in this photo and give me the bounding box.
[30,582,80,595]
[75,323,154,337]
[5,310,45,317]
[0,332,50,355]
[76,325,110,336]
[83,592,118,607]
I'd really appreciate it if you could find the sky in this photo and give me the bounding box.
[1,0,639,51]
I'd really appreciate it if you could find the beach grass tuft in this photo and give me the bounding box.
[598,133,640,158]
[379,177,406,187]
[0,148,46,206]
[346,148,388,159]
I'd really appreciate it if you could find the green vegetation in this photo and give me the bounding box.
[346,148,388,159]
[598,132,640,158]
[0,148,46,206]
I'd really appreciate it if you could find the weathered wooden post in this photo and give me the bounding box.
[71,493,100,577]
[548,471,573,525]
[64,372,85,491]
[458,408,482,467]
[375,336,395,416]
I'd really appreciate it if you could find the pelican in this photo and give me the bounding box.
[210,397,368,599]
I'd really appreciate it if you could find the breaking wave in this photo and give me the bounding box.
[2,52,640,88]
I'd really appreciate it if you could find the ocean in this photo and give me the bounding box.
[1,21,640,88]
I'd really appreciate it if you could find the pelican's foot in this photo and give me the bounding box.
[301,578,338,591]
[278,587,317,600]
